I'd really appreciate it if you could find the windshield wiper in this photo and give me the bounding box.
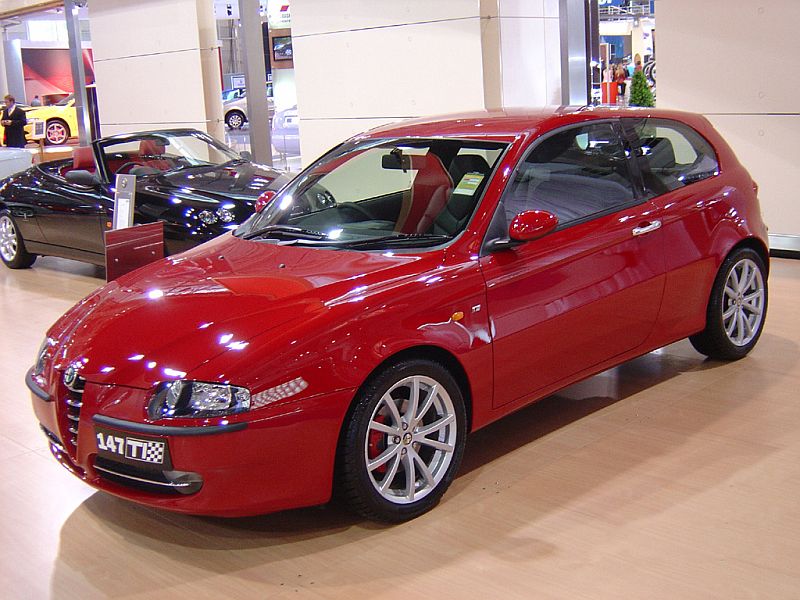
[335,233,452,250]
[242,224,329,241]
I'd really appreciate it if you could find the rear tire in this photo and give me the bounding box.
[338,359,466,522]
[45,119,70,145]
[0,211,36,269]
[689,247,767,360]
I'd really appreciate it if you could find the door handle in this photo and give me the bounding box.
[632,220,661,236]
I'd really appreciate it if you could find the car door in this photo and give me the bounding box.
[34,154,108,255]
[479,120,666,408]
[620,117,726,341]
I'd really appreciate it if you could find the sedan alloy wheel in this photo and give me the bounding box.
[0,211,36,269]
[340,359,466,522]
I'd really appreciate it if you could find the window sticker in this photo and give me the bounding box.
[454,172,485,196]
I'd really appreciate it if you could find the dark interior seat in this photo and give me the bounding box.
[428,154,492,236]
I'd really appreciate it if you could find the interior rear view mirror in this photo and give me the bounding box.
[381,152,411,171]
[66,170,99,187]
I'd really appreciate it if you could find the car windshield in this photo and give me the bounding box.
[98,131,244,177]
[55,94,74,106]
[235,137,507,250]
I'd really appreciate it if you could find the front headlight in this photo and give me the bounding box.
[34,337,57,377]
[148,381,250,420]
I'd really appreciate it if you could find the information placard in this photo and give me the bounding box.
[113,174,136,230]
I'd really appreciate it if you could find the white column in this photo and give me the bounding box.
[656,0,800,249]
[89,0,224,140]
[291,0,487,163]
[291,0,565,164]
[494,0,562,108]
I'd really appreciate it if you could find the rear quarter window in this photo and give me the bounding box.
[624,118,719,196]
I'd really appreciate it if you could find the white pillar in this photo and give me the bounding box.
[89,0,224,140]
[656,0,800,250]
[291,0,565,165]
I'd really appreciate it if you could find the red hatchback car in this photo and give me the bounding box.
[27,107,768,522]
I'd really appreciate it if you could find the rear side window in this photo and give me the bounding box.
[500,122,637,228]
[624,118,719,195]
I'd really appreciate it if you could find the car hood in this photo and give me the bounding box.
[48,234,437,389]
[142,161,290,203]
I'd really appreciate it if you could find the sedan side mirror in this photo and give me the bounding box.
[65,169,100,187]
[509,210,558,242]
[485,210,558,252]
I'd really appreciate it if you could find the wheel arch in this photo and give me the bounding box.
[47,117,70,134]
[730,236,770,275]
[332,343,474,489]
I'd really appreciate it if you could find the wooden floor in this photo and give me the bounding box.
[1,256,799,599]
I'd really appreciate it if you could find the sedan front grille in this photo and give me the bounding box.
[62,374,85,449]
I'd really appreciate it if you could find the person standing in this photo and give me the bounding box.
[615,65,628,101]
[30,95,42,106]
[1,95,27,148]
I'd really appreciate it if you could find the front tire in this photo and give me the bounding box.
[45,119,70,145]
[690,247,767,360]
[338,359,467,522]
[0,211,36,269]
[225,110,246,130]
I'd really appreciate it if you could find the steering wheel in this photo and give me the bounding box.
[338,202,373,221]
[115,161,144,175]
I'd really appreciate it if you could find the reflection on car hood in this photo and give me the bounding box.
[47,233,436,389]
[149,161,290,202]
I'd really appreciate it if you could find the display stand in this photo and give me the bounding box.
[104,222,165,282]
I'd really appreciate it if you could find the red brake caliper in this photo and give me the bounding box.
[368,413,388,474]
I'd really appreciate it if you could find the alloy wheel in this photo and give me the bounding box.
[364,375,457,504]
[722,257,765,346]
[0,215,18,262]
[47,121,68,145]
[227,112,244,129]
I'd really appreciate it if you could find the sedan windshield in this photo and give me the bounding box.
[99,131,244,177]
[235,137,507,249]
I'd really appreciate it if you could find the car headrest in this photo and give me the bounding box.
[644,137,677,169]
[449,154,491,189]
[72,146,95,170]
[139,139,166,155]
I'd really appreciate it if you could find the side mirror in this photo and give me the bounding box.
[509,210,558,242]
[65,169,99,187]
[484,210,558,253]
[239,150,252,161]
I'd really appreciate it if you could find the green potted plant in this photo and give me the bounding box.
[629,70,655,107]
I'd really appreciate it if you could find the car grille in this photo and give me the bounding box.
[63,374,85,450]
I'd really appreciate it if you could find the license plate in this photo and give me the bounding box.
[94,426,172,470]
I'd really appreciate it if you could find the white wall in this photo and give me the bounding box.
[656,0,800,245]
[89,0,223,139]
[291,0,487,163]
[291,0,563,164]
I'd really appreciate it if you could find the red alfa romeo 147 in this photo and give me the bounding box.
[27,107,768,522]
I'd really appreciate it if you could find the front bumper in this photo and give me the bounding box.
[27,368,355,517]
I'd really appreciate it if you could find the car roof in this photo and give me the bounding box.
[360,105,710,142]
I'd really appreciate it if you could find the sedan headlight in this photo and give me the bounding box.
[34,337,57,377]
[148,381,250,419]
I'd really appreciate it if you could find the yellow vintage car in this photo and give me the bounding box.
[24,94,78,145]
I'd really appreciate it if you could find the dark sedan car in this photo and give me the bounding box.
[0,129,289,269]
